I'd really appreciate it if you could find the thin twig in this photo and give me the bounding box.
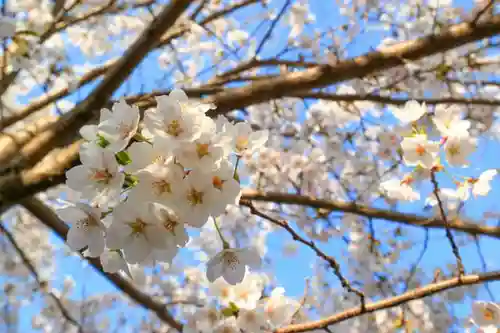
[429,171,465,277]
[242,200,366,310]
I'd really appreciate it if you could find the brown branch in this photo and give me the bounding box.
[20,197,184,331]
[7,0,194,171]
[241,200,366,309]
[285,91,500,106]
[0,0,259,132]
[275,269,500,333]
[205,14,500,115]
[0,221,81,329]
[239,190,500,239]
[430,171,465,276]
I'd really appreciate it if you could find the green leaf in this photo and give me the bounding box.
[124,174,138,188]
[221,307,234,317]
[116,151,132,165]
[229,302,239,313]
[97,134,110,148]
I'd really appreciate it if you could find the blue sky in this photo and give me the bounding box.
[7,0,500,331]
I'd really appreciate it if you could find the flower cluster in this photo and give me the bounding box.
[184,273,302,333]
[57,89,268,285]
[381,101,497,205]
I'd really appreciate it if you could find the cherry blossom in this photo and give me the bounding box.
[56,203,105,257]
[390,100,427,124]
[400,135,440,168]
[206,248,261,285]
[471,302,500,331]
[65,145,124,207]
[106,202,170,264]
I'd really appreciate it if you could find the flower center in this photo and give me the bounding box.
[483,308,496,321]
[166,120,183,137]
[212,176,224,190]
[196,143,210,158]
[447,144,460,156]
[152,155,166,164]
[90,168,113,184]
[415,144,426,156]
[152,179,171,195]
[224,252,239,269]
[187,188,204,205]
[76,213,99,230]
[129,219,147,234]
[162,217,178,234]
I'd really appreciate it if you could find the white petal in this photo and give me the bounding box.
[206,254,224,282]
[79,125,98,141]
[123,235,151,264]
[66,227,88,251]
[223,263,246,285]
[239,248,261,269]
[145,226,168,249]
[86,228,105,257]
[56,206,87,224]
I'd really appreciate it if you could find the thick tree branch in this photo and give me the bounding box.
[206,14,500,115]
[8,0,194,171]
[20,197,184,332]
[0,0,259,132]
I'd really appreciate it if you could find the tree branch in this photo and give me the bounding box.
[20,197,184,332]
[275,269,500,332]
[206,14,500,115]
[240,190,500,239]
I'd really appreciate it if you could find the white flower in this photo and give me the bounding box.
[175,116,230,171]
[425,188,463,211]
[123,139,172,174]
[391,100,427,124]
[214,316,239,333]
[98,99,140,152]
[153,204,189,248]
[187,306,222,332]
[173,168,219,228]
[400,135,440,168]
[209,272,263,309]
[56,203,105,257]
[444,136,477,167]
[206,248,261,285]
[207,160,242,216]
[0,16,16,38]
[106,202,169,264]
[261,287,301,328]
[471,301,500,329]
[380,179,420,202]
[65,145,124,207]
[144,90,205,148]
[237,308,267,333]
[432,104,470,137]
[471,169,497,197]
[227,122,268,155]
[128,160,185,205]
[100,249,129,274]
